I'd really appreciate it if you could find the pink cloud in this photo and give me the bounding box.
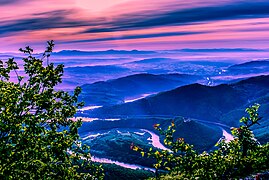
[0,0,269,52]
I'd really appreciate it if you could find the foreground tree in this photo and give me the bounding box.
[0,41,103,179]
[132,104,269,179]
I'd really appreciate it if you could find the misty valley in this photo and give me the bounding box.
[2,48,269,179]
[29,49,269,177]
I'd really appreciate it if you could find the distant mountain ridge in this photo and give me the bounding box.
[79,73,205,106]
[53,48,265,56]
[53,49,157,56]
[226,60,269,75]
[179,48,264,52]
[229,60,269,68]
[89,75,269,125]
[130,58,172,64]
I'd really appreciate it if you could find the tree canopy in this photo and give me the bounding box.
[0,41,103,179]
[133,104,269,179]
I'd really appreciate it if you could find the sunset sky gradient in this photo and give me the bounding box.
[1,0,269,52]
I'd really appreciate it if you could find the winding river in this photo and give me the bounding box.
[141,129,170,151]
[80,117,234,171]
[88,128,168,171]
[222,129,234,142]
[89,129,233,171]
[91,156,155,172]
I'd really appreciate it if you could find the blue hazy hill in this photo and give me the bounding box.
[90,75,269,123]
[79,73,204,106]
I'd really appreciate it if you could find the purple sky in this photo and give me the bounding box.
[1,0,269,52]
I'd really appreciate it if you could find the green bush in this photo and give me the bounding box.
[0,41,104,179]
[132,104,269,179]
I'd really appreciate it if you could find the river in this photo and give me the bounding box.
[89,128,233,171]
[80,117,234,171]
[222,129,234,142]
[87,128,168,172]
[124,93,153,103]
[141,129,170,151]
[91,156,155,172]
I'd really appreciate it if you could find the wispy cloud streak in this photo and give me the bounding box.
[85,1,269,33]
[0,0,269,51]
[67,31,210,43]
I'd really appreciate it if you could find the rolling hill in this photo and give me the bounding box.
[89,75,269,126]
[78,73,204,106]
[227,60,269,75]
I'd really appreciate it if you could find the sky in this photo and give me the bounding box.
[1,0,269,52]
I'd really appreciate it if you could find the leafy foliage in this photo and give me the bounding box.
[0,41,103,179]
[101,163,154,180]
[132,104,269,179]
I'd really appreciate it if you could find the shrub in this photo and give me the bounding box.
[0,41,104,179]
[132,104,269,179]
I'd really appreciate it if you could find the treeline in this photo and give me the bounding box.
[101,163,154,180]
